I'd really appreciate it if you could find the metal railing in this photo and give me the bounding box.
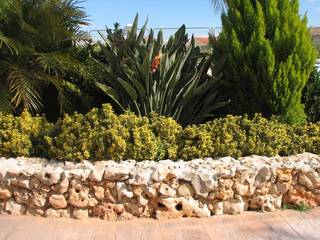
[88,26,223,41]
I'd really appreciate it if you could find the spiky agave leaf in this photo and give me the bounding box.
[96,15,228,125]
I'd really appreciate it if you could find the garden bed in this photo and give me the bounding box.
[0,153,319,220]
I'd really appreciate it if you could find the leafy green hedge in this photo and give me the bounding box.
[1,104,320,161]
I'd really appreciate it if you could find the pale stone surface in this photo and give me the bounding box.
[93,186,105,200]
[155,197,211,219]
[116,182,133,201]
[72,209,88,219]
[58,173,69,194]
[31,192,47,207]
[0,153,320,220]
[177,182,195,197]
[5,200,26,215]
[159,183,176,197]
[45,208,70,218]
[0,188,11,200]
[49,194,67,209]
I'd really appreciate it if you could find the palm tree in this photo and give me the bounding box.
[0,0,90,114]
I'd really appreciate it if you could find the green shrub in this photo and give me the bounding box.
[46,104,129,161]
[213,0,317,124]
[178,114,291,159]
[0,110,52,157]
[302,68,320,122]
[2,105,320,161]
[119,112,158,160]
[46,104,179,162]
[149,113,182,159]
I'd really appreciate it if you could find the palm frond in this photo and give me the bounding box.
[8,65,42,113]
[36,52,90,79]
[0,31,19,55]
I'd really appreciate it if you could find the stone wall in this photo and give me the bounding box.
[0,153,320,220]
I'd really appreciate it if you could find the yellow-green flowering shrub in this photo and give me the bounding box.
[289,123,320,155]
[0,110,52,157]
[237,115,291,156]
[120,112,158,161]
[46,104,129,161]
[178,125,214,159]
[149,113,182,159]
[179,115,293,159]
[2,105,320,161]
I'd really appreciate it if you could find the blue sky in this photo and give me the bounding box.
[81,0,320,38]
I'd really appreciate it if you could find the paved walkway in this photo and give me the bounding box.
[0,208,319,240]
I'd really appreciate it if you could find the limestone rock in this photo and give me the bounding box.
[191,173,217,198]
[10,178,30,189]
[124,202,144,217]
[283,185,320,207]
[116,182,133,201]
[27,208,44,216]
[104,165,130,181]
[88,198,98,207]
[223,196,248,215]
[58,173,69,194]
[0,153,320,220]
[277,169,292,183]
[211,201,224,215]
[49,194,68,209]
[269,182,290,195]
[89,165,105,182]
[45,208,71,218]
[34,167,62,186]
[177,182,195,197]
[145,186,158,198]
[159,183,176,197]
[233,182,249,196]
[73,209,88,219]
[155,197,211,220]
[93,186,105,200]
[0,188,11,200]
[31,192,47,207]
[298,172,320,190]
[13,188,30,205]
[132,186,149,206]
[92,203,133,220]
[68,182,89,208]
[249,194,281,212]
[6,200,26,215]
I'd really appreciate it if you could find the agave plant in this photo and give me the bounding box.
[96,15,228,125]
[0,0,90,114]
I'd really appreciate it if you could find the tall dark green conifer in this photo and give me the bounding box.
[213,0,317,123]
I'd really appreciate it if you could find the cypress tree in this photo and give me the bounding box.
[213,0,317,123]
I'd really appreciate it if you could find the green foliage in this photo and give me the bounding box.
[0,0,90,114]
[46,105,183,161]
[213,0,317,124]
[46,105,129,161]
[0,110,52,157]
[2,105,320,161]
[149,113,182,159]
[302,68,320,122]
[179,114,291,159]
[96,15,227,126]
[283,202,311,212]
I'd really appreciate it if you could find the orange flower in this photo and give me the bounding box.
[151,54,161,73]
